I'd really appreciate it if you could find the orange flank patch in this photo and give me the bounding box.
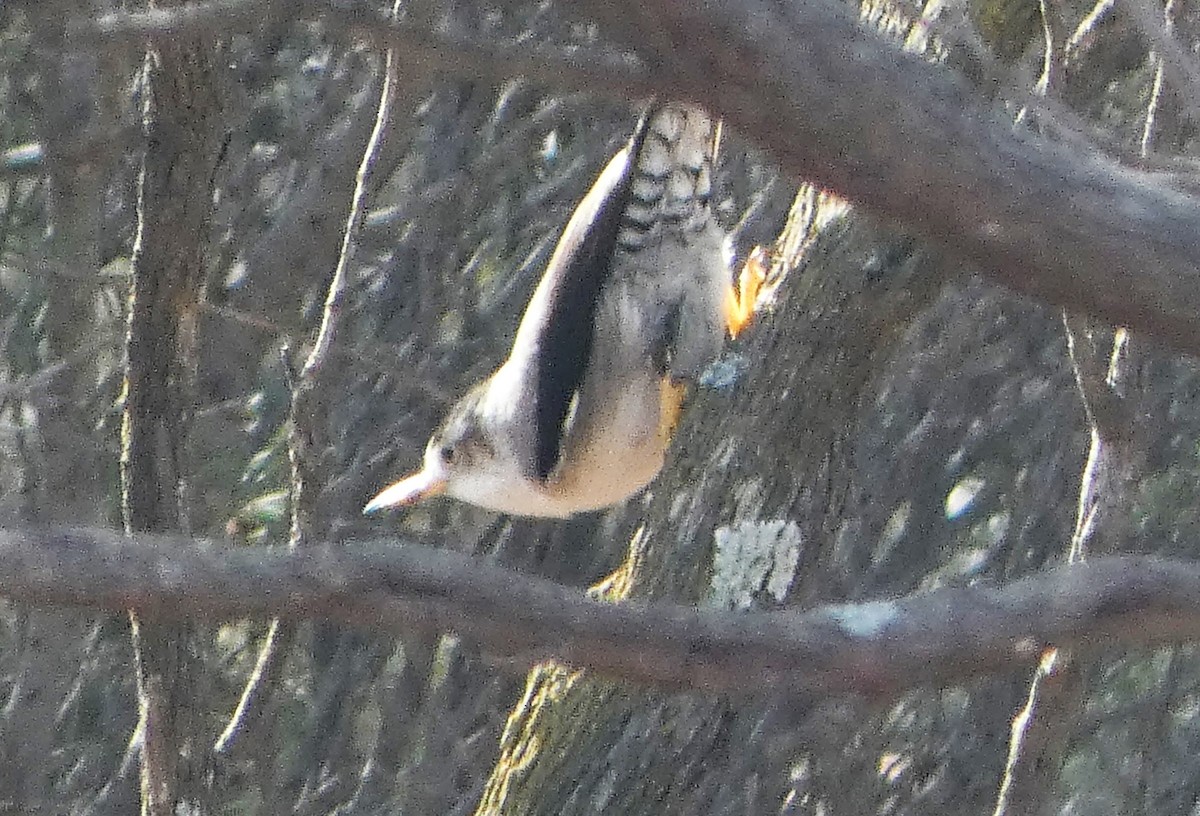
[658,377,690,444]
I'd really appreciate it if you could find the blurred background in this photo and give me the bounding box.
[1,0,1200,813]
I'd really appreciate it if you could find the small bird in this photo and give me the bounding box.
[365,103,755,518]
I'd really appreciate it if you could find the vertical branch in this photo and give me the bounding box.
[123,13,225,816]
[291,0,401,540]
[994,211,1148,816]
[25,0,118,432]
[212,0,403,782]
[991,0,1161,806]
[1015,0,1055,123]
[1140,0,1179,157]
[3,6,120,810]
[993,325,1142,816]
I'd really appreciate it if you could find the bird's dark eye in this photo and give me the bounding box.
[440,443,457,465]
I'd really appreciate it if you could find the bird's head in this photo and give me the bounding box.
[363,383,574,518]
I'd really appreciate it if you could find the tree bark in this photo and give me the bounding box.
[477,206,947,813]
[123,20,225,816]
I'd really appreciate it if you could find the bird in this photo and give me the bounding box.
[364,103,759,518]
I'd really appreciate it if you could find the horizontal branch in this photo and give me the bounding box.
[83,0,268,38]
[2,526,1198,700]
[80,0,652,100]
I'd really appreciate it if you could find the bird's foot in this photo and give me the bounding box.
[724,245,771,339]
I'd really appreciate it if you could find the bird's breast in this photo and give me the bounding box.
[546,369,669,513]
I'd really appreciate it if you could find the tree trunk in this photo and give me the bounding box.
[478,206,948,814]
[123,21,226,816]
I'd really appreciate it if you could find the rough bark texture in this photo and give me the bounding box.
[478,211,947,814]
[123,22,225,816]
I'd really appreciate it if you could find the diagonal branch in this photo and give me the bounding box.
[2,526,1200,701]
[78,0,1200,355]
[564,0,1200,355]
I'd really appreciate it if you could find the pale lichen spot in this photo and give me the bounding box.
[827,600,900,637]
[708,519,802,609]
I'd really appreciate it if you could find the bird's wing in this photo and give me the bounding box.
[547,105,728,498]
[507,104,727,484]
[506,114,654,482]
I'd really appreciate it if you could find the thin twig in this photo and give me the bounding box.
[1139,0,1179,157]
[301,2,399,381]
[1123,0,1200,125]
[215,0,404,757]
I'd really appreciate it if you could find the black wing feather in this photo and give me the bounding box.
[532,111,655,481]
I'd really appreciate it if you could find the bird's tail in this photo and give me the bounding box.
[617,103,722,252]
[609,103,735,381]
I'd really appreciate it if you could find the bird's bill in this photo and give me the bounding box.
[363,468,448,514]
